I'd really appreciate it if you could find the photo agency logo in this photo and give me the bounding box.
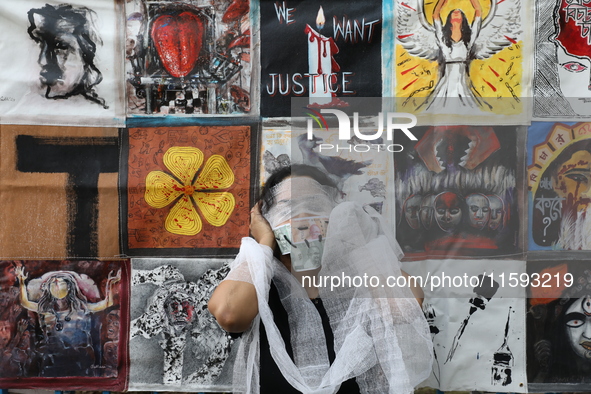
[304,107,418,153]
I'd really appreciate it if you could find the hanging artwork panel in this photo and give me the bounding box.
[0,0,125,126]
[129,258,234,391]
[121,124,256,256]
[260,0,382,117]
[402,259,527,393]
[394,125,522,258]
[0,125,120,259]
[0,259,130,390]
[125,0,252,116]
[533,0,591,119]
[527,260,591,391]
[275,110,398,227]
[528,122,591,251]
[394,0,532,124]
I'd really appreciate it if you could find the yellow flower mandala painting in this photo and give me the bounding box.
[144,146,235,236]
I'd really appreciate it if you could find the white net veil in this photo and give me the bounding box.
[222,177,433,393]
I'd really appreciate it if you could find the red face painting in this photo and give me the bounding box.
[434,192,463,232]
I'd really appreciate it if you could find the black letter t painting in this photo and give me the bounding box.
[260,0,382,117]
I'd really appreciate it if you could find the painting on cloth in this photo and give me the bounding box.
[533,0,591,119]
[0,0,125,126]
[402,259,527,393]
[129,258,234,391]
[0,125,120,259]
[121,125,255,256]
[0,259,130,390]
[394,0,531,123]
[125,0,252,116]
[260,0,382,117]
[527,261,591,390]
[394,125,521,258]
[528,122,591,250]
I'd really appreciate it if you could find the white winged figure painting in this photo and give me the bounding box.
[395,0,527,119]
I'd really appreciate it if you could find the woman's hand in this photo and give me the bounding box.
[15,266,27,283]
[250,202,276,249]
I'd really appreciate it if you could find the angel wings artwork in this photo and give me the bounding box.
[395,0,525,116]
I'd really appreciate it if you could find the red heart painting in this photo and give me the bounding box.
[151,11,204,78]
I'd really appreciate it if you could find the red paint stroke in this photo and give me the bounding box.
[401,64,419,75]
[498,58,506,62]
[530,264,569,305]
[497,0,506,4]
[228,31,250,50]
[403,78,418,90]
[397,33,414,39]
[556,0,591,60]
[223,0,249,23]
[151,12,204,78]
[488,66,499,77]
[304,24,340,75]
[483,78,497,92]
[504,35,517,44]
[401,2,417,11]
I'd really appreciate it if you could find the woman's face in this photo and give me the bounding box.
[450,9,463,24]
[552,149,591,211]
[556,45,591,115]
[488,195,505,230]
[404,194,423,230]
[434,192,463,232]
[49,277,69,299]
[565,295,591,359]
[420,194,435,230]
[466,193,491,230]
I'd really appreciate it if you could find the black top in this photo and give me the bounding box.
[259,283,361,393]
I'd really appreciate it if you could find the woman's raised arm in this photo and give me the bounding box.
[470,0,483,18]
[432,0,449,22]
[15,267,38,312]
[209,203,276,333]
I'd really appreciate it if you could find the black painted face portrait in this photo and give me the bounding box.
[27,4,106,108]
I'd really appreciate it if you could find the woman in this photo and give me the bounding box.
[423,0,490,110]
[16,267,120,377]
[209,165,433,393]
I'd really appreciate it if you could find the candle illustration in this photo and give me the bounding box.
[304,6,340,105]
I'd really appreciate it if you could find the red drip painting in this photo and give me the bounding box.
[151,12,204,78]
[304,24,341,95]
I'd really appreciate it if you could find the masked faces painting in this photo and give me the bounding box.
[404,194,423,230]
[396,126,518,257]
[487,194,505,231]
[466,193,491,230]
[434,192,463,233]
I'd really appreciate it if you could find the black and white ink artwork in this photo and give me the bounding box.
[359,178,386,198]
[129,260,233,390]
[491,307,513,386]
[446,274,499,363]
[27,4,107,108]
[424,303,441,385]
[263,150,291,175]
[533,0,591,118]
[298,133,372,193]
